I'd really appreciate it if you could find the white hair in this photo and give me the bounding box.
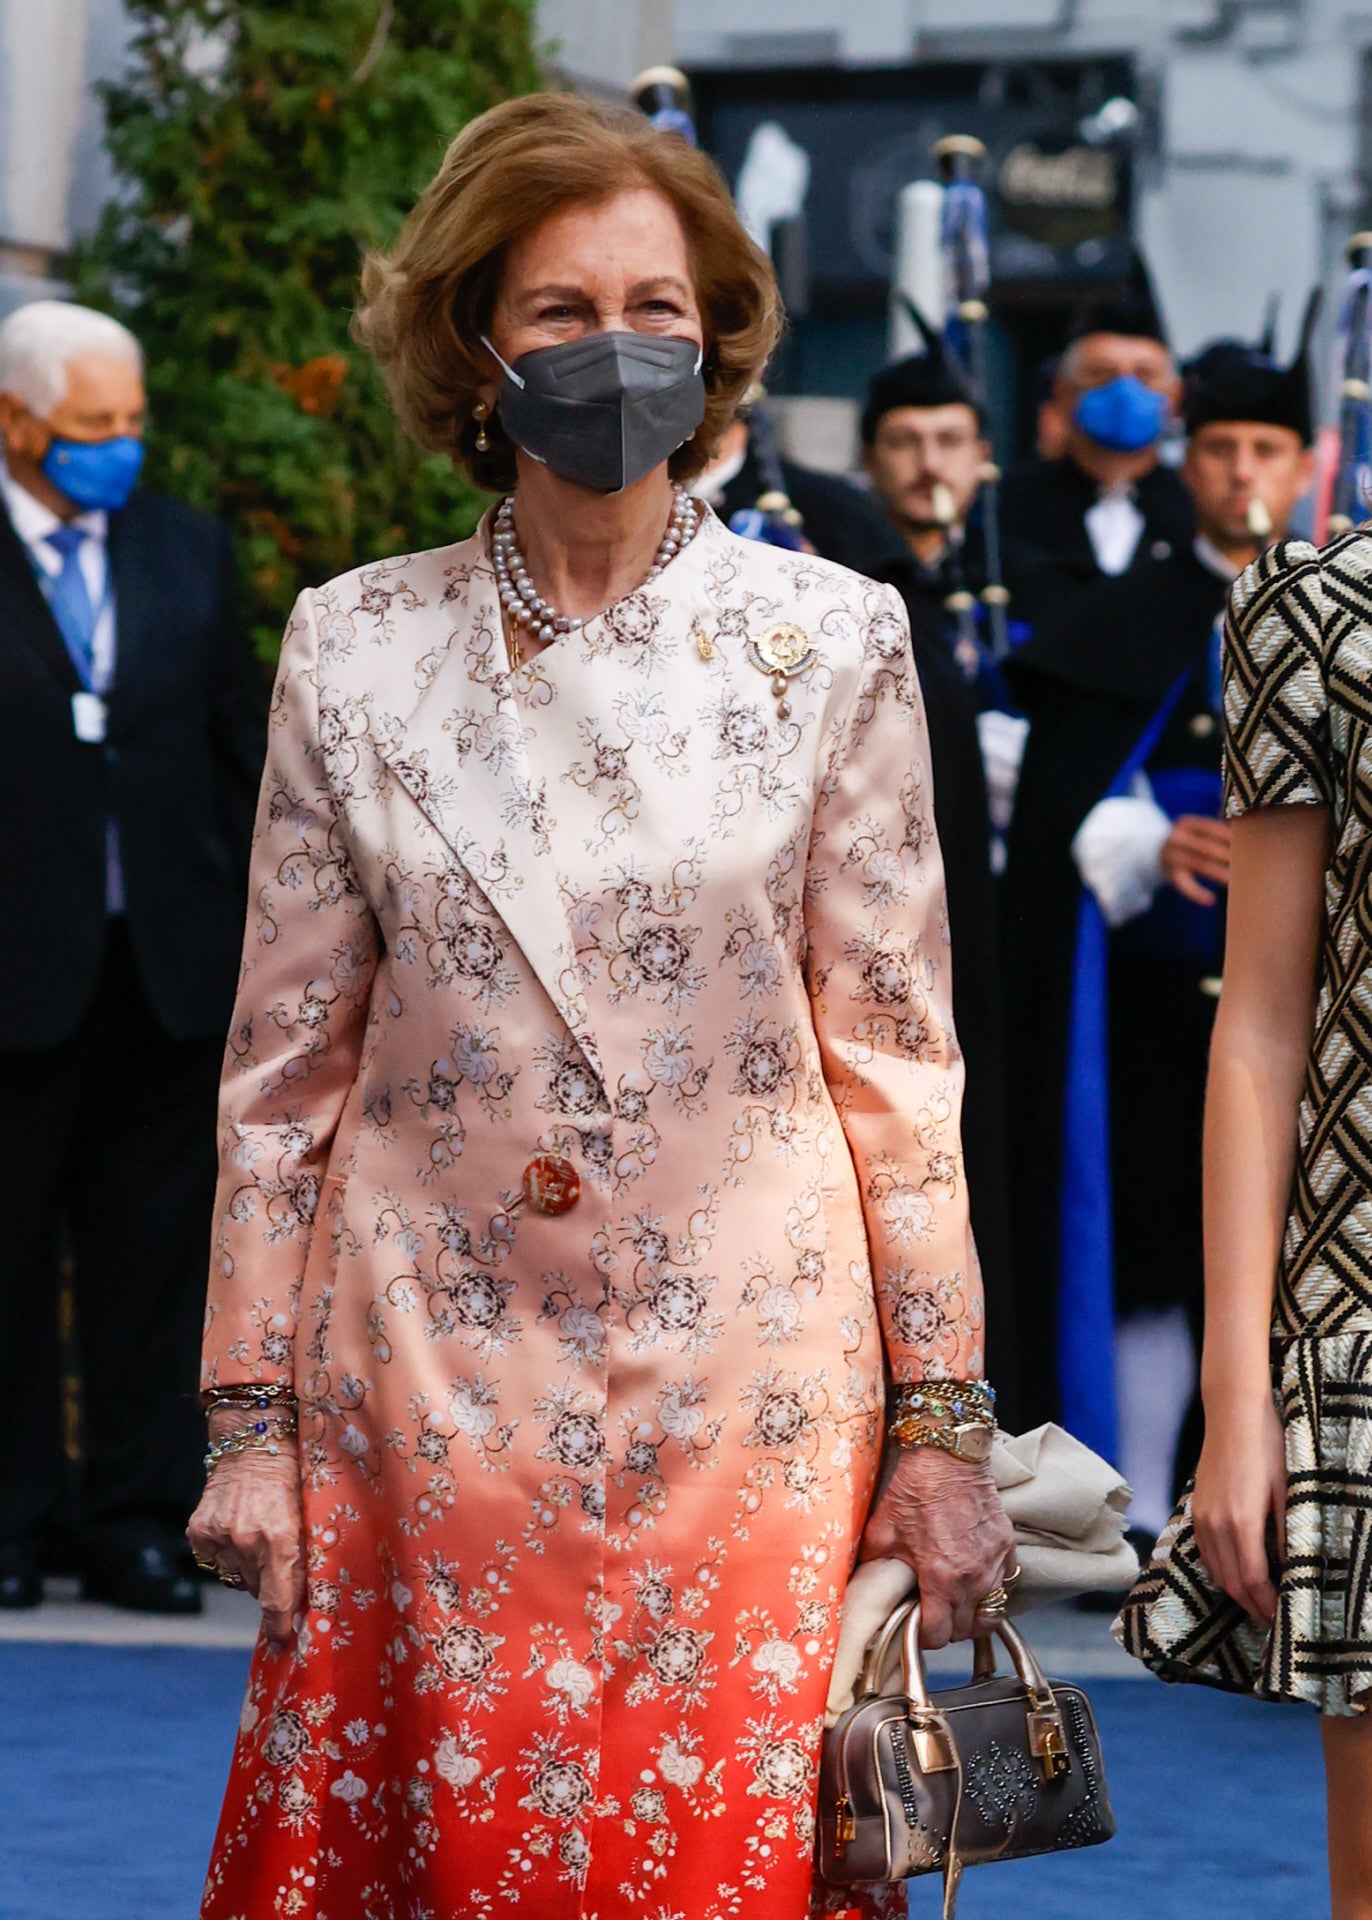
[0,300,143,417]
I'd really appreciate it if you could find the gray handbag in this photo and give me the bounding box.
[817,1598,1115,1916]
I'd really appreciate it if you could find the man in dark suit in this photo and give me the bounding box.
[1001,320,1316,1529]
[860,332,1001,686]
[999,276,1194,630]
[0,301,265,1610]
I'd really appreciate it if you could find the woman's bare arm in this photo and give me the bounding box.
[1192,803,1328,1619]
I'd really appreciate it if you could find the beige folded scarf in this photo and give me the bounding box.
[825,1422,1137,1724]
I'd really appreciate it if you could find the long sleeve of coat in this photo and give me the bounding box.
[202,590,381,1389]
[803,583,984,1385]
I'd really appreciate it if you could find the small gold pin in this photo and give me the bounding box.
[696,628,715,661]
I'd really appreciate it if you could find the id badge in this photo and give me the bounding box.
[72,691,108,743]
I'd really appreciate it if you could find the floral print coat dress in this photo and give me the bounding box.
[199,507,983,1920]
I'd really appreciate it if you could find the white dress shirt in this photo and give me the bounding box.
[1083,485,1146,577]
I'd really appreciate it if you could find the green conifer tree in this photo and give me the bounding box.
[83,0,544,659]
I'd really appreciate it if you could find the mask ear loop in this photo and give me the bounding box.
[478,335,546,465]
[480,335,525,389]
[661,345,708,465]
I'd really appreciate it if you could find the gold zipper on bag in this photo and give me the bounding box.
[834,1790,856,1856]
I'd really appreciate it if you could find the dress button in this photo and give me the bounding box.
[522,1154,581,1216]
[1189,712,1217,739]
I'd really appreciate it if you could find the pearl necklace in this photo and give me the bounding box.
[492,487,700,667]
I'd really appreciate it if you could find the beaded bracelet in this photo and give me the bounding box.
[887,1378,996,1449]
[888,1378,995,1423]
[203,1414,297,1475]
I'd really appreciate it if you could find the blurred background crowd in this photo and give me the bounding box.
[2,0,1369,1615]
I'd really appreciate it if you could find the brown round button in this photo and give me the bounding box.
[522,1154,581,1217]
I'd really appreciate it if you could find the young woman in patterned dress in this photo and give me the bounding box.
[185,93,1014,1919]
[1118,532,1372,1915]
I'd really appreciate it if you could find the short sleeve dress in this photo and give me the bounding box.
[1116,532,1372,1716]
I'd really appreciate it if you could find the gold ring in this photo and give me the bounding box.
[217,1570,248,1591]
[977,1564,1022,1618]
[191,1554,220,1575]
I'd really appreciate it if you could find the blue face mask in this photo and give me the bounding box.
[40,434,145,512]
[1072,376,1169,454]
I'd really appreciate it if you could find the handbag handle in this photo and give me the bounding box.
[902,1602,1073,1783]
[894,1604,1058,1712]
[969,1617,1059,1710]
[857,1595,920,1697]
[858,1595,1058,1712]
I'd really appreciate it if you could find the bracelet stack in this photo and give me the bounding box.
[887,1378,997,1457]
[202,1382,298,1475]
[202,1381,296,1413]
[204,1416,297,1473]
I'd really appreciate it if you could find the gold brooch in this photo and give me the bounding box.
[695,627,715,661]
[748,621,814,675]
[746,622,816,720]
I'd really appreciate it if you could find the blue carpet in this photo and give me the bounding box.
[910,1682,1327,1920]
[0,1648,1327,1919]
[0,1644,244,1920]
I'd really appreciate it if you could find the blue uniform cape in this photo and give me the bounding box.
[1055,671,1222,1461]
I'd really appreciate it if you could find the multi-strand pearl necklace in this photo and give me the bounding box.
[492,487,700,667]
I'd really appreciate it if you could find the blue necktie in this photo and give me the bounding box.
[44,522,123,909]
[42,523,96,686]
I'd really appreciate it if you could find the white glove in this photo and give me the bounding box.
[976,710,1030,833]
[1071,777,1172,929]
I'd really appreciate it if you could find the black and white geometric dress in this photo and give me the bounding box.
[1116,531,1372,1716]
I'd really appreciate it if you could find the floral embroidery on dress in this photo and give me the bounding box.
[199,510,979,1920]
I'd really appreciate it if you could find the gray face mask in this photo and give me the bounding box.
[482,331,706,494]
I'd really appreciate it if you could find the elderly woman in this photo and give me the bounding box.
[189,93,1013,1920]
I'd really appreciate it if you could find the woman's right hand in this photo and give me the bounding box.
[1190,1391,1286,1624]
[187,1442,306,1652]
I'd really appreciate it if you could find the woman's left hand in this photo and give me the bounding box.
[860,1445,1016,1648]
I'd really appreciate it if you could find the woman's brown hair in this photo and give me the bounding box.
[355,92,783,490]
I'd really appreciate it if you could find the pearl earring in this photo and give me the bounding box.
[472,400,491,453]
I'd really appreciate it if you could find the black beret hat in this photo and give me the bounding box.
[861,303,984,443]
[1065,251,1168,349]
[1182,290,1321,444]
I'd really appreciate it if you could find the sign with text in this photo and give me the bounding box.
[688,58,1138,314]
